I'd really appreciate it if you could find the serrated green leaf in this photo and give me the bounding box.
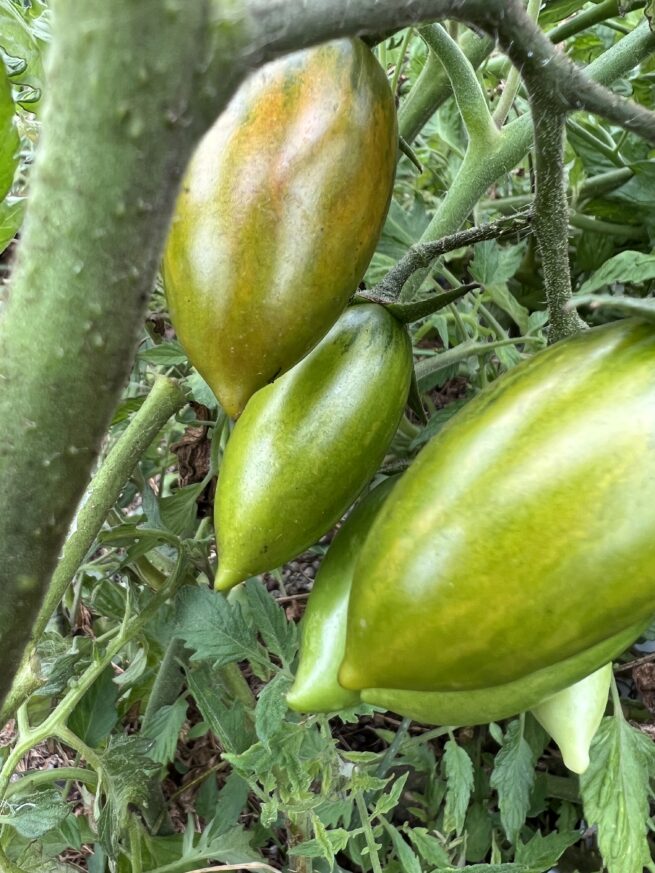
[580,715,655,873]
[187,663,255,754]
[490,720,536,842]
[469,240,526,287]
[486,283,530,334]
[0,790,70,838]
[0,58,18,200]
[372,772,408,818]
[96,736,161,855]
[206,772,250,838]
[0,193,25,253]
[137,340,187,366]
[405,825,450,867]
[578,250,655,294]
[159,483,203,537]
[255,672,292,747]
[385,822,422,873]
[243,579,298,665]
[443,739,474,836]
[141,696,187,765]
[175,585,261,669]
[112,645,147,688]
[464,801,493,863]
[515,829,580,869]
[68,666,119,747]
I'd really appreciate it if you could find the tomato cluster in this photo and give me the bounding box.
[164,39,655,775]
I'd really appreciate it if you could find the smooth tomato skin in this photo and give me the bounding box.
[340,319,655,693]
[287,477,397,714]
[163,39,397,418]
[214,304,412,590]
[361,623,643,728]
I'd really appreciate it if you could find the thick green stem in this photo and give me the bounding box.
[532,108,587,341]
[399,28,494,143]
[0,0,246,712]
[5,767,97,798]
[142,636,189,732]
[36,376,185,644]
[0,376,185,725]
[419,24,498,147]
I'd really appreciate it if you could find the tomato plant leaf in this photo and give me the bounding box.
[141,696,187,765]
[443,738,474,836]
[68,666,119,747]
[187,663,255,754]
[96,736,161,855]
[255,672,292,748]
[577,250,655,294]
[243,579,298,666]
[490,720,536,842]
[404,825,450,867]
[515,829,580,868]
[0,790,70,839]
[175,585,262,669]
[159,483,203,538]
[0,58,18,201]
[580,714,655,873]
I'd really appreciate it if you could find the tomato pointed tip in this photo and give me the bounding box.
[214,565,245,591]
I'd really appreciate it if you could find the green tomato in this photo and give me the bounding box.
[214,304,412,591]
[287,477,398,713]
[163,38,397,418]
[287,474,640,777]
[340,319,655,693]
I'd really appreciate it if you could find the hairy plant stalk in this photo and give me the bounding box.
[0,0,247,710]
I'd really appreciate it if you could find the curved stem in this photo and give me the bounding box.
[391,27,414,96]
[419,24,498,149]
[547,0,646,44]
[567,118,624,167]
[5,767,97,798]
[570,212,648,238]
[35,375,185,645]
[399,28,494,144]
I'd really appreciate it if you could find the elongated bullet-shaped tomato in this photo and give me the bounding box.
[163,39,397,418]
[214,304,412,590]
[340,319,655,693]
[286,472,641,775]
